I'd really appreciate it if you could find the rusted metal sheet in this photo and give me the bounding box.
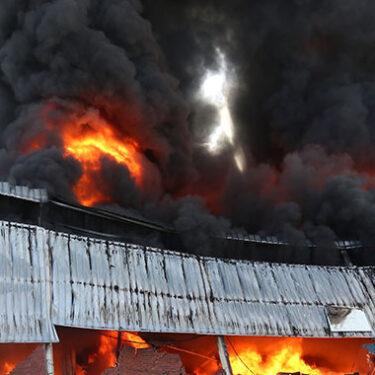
[0,220,375,341]
[0,222,58,342]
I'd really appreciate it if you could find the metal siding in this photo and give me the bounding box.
[236,261,263,302]
[0,181,48,202]
[0,222,57,343]
[50,230,375,337]
[1,220,375,340]
[255,263,283,303]
[358,268,375,334]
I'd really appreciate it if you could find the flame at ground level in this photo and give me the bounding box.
[74,330,150,375]
[228,338,328,375]
[186,337,372,375]
[0,333,372,375]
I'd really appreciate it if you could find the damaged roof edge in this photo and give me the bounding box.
[0,220,375,342]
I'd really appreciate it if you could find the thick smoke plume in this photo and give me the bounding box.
[1,0,375,252]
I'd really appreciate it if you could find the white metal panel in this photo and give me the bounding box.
[327,307,372,332]
[0,222,57,343]
[48,227,375,337]
[254,263,282,303]
[1,220,375,339]
[0,182,48,202]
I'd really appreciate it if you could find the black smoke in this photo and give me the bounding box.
[142,0,375,245]
[0,0,192,193]
[1,0,375,254]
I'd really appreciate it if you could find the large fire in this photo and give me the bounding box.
[0,334,372,375]
[228,338,323,375]
[62,114,143,206]
[23,108,144,207]
[186,337,372,375]
[74,331,150,375]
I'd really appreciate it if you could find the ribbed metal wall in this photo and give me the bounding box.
[0,220,374,342]
[48,228,375,337]
[0,182,48,202]
[0,222,57,342]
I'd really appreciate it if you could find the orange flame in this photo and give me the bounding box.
[121,332,150,350]
[62,113,142,206]
[74,331,150,374]
[75,364,86,375]
[21,107,144,207]
[97,333,117,368]
[229,338,323,375]
[190,337,371,375]
[4,362,16,374]
[75,332,117,375]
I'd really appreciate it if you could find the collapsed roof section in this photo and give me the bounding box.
[0,220,374,343]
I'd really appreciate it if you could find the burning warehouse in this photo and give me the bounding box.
[2,0,375,374]
[0,183,375,374]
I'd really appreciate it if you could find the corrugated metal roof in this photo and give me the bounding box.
[0,220,374,342]
[0,181,48,202]
[47,226,375,338]
[0,222,58,343]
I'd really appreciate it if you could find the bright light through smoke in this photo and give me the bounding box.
[201,71,226,106]
[200,50,245,172]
